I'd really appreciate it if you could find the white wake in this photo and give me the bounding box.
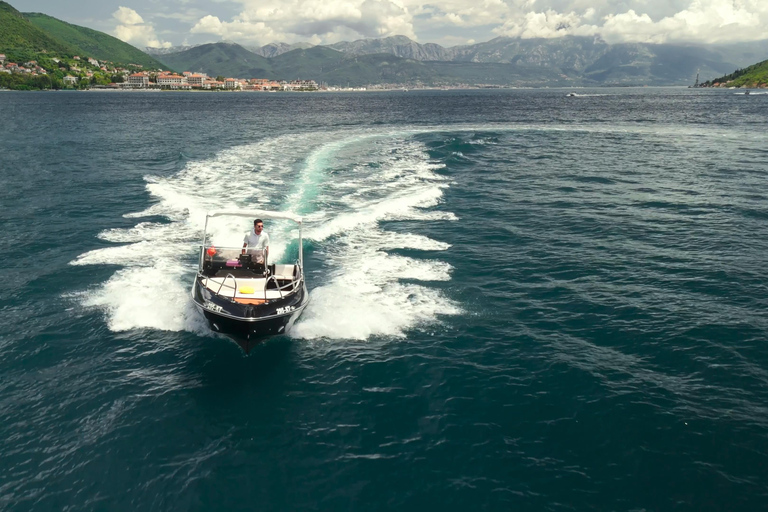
[71,128,461,340]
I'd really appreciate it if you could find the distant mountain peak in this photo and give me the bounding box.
[145,44,199,56]
[249,41,316,58]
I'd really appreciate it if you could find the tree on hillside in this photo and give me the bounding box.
[31,74,51,89]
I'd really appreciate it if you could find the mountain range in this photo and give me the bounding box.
[3,0,767,88]
[152,36,768,87]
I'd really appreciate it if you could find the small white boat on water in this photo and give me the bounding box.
[191,209,309,352]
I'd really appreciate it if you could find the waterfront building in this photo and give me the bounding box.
[157,74,187,88]
[283,79,319,91]
[224,78,241,89]
[202,79,220,90]
[186,73,207,86]
[127,73,149,88]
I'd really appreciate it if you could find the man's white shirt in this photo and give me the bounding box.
[243,229,270,250]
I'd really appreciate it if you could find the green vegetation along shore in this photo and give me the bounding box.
[701,59,768,88]
[0,0,165,90]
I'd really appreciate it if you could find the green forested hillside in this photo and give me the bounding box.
[1,0,167,90]
[704,58,768,87]
[0,1,75,56]
[270,46,343,78]
[24,12,166,69]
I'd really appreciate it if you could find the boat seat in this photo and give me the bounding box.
[272,264,296,280]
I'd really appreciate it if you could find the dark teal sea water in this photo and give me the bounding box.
[1,88,767,511]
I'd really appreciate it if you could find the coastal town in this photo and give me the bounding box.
[0,52,321,91]
[124,71,319,91]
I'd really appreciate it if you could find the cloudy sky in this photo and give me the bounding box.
[17,0,768,49]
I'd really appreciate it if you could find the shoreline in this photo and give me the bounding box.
[0,85,713,94]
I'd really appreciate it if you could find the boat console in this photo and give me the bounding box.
[202,247,265,277]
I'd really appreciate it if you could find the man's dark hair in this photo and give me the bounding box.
[254,219,263,225]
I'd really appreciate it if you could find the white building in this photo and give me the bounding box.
[186,73,207,86]
[127,73,149,88]
[224,78,241,89]
[202,79,220,90]
[157,74,186,88]
[284,79,319,91]
[63,75,78,86]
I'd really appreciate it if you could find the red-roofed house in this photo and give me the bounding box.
[202,79,219,90]
[127,73,149,88]
[186,73,207,86]
[157,74,186,87]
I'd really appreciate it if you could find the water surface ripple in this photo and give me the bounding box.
[1,89,767,511]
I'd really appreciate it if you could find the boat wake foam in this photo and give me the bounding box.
[71,128,461,340]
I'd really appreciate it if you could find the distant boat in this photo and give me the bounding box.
[566,92,577,97]
[744,89,750,95]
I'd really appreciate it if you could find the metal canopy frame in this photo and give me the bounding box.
[201,209,304,269]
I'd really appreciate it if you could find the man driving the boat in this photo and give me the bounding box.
[242,219,270,264]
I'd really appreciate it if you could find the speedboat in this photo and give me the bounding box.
[191,209,309,352]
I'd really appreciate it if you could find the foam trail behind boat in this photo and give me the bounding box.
[70,127,460,340]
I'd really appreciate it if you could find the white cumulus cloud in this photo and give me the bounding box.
[492,0,768,43]
[112,6,172,48]
[107,0,768,47]
[190,0,415,45]
[487,0,768,44]
[494,9,590,39]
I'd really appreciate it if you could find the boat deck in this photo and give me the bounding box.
[202,276,292,302]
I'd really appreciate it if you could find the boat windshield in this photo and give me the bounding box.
[198,245,300,278]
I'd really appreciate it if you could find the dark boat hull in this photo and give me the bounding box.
[192,277,308,352]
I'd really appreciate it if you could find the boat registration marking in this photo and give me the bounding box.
[276,305,295,314]
[204,301,224,313]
